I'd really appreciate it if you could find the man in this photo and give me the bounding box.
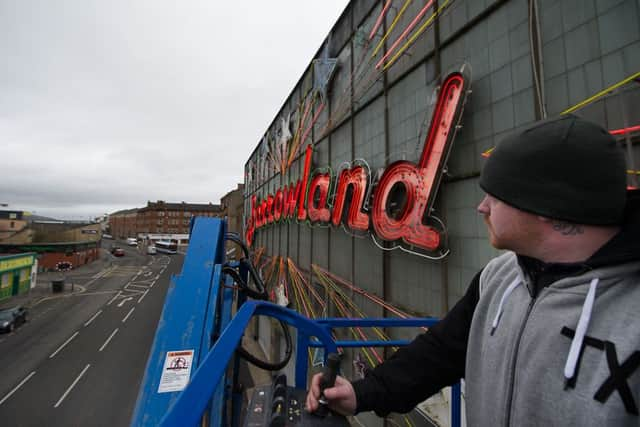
[306,115,640,425]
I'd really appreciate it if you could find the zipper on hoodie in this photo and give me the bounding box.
[503,292,538,427]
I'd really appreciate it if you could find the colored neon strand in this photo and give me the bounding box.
[375,0,436,69]
[483,122,640,158]
[382,0,452,71]
[317,265,411,320]
[313,266,393,348]
[289,263,315,318]
[561,71,640,115]
[317,266,426,329]
[610,124,640,135]
[313,269,383,363]
[371,0,413,59]
[288,259,326,309]
[322,279,382,364]
[297,103,326,155]
[287,95,314,170]
[369,0,393,40]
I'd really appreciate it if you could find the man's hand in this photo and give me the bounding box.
[305,373,357,416]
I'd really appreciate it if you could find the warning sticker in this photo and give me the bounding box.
[158,350,194,393]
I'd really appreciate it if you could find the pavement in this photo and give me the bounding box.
[0,249,115,311]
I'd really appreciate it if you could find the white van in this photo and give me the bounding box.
[126,238,138,246]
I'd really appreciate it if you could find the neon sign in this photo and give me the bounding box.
[246,71,469,254]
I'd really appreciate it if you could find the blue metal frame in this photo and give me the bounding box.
[131,218,229,427]
[159,301,462,427]
[160,301,339,426]
[133,217,462,427]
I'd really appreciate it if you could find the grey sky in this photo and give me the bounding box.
[0,0,349,220]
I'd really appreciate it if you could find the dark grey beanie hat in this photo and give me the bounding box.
[479,115,627,225]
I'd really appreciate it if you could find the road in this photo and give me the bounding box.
[0,243,183,426]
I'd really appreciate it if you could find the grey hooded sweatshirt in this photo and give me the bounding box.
[467,252,640,426]
[353,191,640,424]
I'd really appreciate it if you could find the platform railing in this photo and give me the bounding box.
[132,217,461,427]
[159,300,461,427]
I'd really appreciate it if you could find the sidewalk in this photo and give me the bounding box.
[0,249,114,310]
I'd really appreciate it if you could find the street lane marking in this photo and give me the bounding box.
[107,291,122,305]
[117,297,133,307]
[49,332,79,359]
[127,284,149,289]
[138,290,149,304]
[99,328,119,352]
[84,310,103,327]
[54,364,90,408]
[122,308,135,323]
[85,267,113,287]
[0,371,36,406]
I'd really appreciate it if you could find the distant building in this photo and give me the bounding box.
[0,210,28,241]
[108,208,139,240]
[0,253,36,302]
[0,216,102,271]
[221,184,245,237]
[109,201,224,241]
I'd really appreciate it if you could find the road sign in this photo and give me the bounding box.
[56,261,73,271]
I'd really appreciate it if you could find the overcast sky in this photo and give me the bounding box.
[0,0,349,220]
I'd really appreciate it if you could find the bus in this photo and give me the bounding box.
[155,240,177,254]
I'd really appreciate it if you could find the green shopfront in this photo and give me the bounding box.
[0,253,35,302]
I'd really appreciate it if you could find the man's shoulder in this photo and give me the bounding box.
[479,251,519,295]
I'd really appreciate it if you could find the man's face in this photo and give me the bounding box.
[477,194,543,253]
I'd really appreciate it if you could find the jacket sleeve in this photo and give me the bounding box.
[351,270,481,416]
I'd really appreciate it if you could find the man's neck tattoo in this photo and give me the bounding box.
[552,221,584,236]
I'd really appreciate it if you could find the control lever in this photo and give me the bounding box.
[270,374,287,427]
[314,353,341,418]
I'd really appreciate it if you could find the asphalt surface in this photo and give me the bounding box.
[0,242,183,427]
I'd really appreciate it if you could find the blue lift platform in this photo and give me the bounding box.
[131,217,461,427]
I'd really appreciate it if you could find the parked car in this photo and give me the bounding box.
[111,247,125,257]
[102,234,113,239]
[0,306,28,333]
[146,245,157,255]
[126,237,138,246]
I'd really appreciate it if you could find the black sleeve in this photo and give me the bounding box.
[351,269,481,416]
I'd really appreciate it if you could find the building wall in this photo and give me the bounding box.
[110,201,224,239]
[38,247,100,271]
[221,184,245,236]
[109,211,139,239]
[246,0,639,313]
[243,1,639,412]
[0,218,27,239]
[0,253,35,302]
[30,223,101,243]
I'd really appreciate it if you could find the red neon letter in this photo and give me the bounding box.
[266,194,275,224]
[331,166,370,230]
[273,190,284,221]
[283,181,301,218]
[372,73,466,251]
[297,145,314,221]
[259,200,268,227]
[307,173,331,223]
